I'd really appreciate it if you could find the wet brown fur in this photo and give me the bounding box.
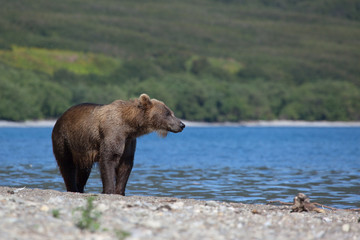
[52,94,184,195]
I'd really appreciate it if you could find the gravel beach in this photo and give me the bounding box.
[0,187,359,240]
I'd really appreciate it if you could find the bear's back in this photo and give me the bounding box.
[52,103,103,146]
[56,103,101,127]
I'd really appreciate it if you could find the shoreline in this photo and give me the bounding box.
[1,119,360,128]
[184,120,360,127]
[0,186,359,239]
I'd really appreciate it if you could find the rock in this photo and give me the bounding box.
[322,217,332,223]
[40,205,49,212]
[96,203,109,212]
[205,200,218,207]
[315,230,325,238]
[143,219,162,229]
[342,224,350,232]
[170,201,184,210]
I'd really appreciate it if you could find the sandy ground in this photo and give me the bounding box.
[0,187,359,240]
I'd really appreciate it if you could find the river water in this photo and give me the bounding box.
[0,126,359,209]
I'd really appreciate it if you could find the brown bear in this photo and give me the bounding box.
[52,94,185,195]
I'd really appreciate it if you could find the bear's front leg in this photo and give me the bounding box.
[99,159,118,194]
[115,160,133,195]
[99,138,125,194]
[115,139,136,195]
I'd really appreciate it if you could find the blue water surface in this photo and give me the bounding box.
[0,127,359,208]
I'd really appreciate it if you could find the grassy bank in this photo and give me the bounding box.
[1,0,360,121]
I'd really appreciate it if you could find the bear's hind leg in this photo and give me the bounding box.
[76,166,92,193]
[57,156,78,192]
[53,130,78,192]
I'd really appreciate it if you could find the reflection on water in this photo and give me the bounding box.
[0,127,359,209]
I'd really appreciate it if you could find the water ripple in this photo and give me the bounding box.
[0,127,359,209]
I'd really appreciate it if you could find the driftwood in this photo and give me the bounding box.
[291,193,325,213]
[267,193,360,212]
[7,186,26,194]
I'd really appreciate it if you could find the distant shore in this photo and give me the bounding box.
[183,120,360,127]
[1,119,360,128]
[0,120,57,127]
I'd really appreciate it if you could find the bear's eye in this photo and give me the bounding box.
[165,109,171,117]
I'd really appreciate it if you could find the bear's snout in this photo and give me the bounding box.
[175,120,185,132]
[168,119,185,133]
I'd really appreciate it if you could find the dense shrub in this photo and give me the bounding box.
[0,0,360,121]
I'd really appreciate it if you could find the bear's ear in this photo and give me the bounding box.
[139,93,152,108]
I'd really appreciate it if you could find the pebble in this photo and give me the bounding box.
[40,205,49,212]
[143,220,162,229]
[206,200,218,207]
[342,224,350,232]
[96,203,109,212]
[315,230,325,238]
[170,201,184,210]
[0,186,359,240]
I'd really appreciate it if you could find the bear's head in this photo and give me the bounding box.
[139,94,185,137]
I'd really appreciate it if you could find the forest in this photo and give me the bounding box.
[0,0,359,121]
